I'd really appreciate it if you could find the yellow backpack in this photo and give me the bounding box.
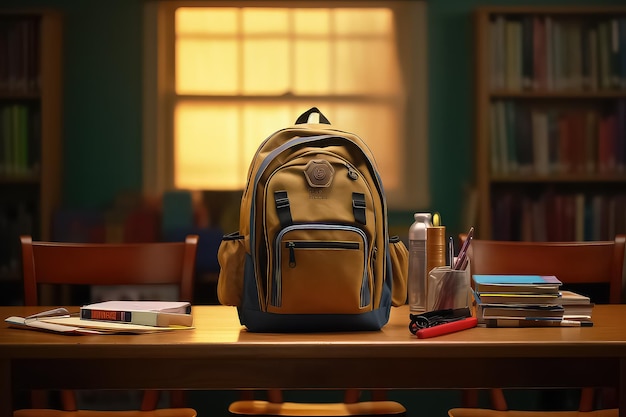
[217,108,408,332]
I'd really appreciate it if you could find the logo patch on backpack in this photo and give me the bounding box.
[304,159,334,188]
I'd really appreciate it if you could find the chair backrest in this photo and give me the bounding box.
[468,235,626,304]
[20,235,199,306]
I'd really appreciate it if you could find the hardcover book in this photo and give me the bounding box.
[80,301,192,327]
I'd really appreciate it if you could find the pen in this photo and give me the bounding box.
[454,226,474,270]
[416,317,478,339]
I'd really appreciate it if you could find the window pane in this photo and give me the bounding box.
[243,8,288,34]
[334,8,392,35]
[175,102,306,190]
[243,39,289,94]
[331,103,402,190]
[294,9,330,35]
[176,39,239,94]
[293,40,330,94]
[334,39,400,94]
[176,7,238,35]
[174,102,242,189]
[241,105,294,159]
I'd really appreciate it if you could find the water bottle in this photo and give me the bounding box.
[408,213,432,312]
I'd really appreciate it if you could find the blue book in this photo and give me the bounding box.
[472,274,562,293]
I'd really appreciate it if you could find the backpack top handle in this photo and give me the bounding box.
[295,107,331,125]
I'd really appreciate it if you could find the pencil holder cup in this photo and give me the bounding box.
[426,263,471,312]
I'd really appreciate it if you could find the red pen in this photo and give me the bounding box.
[416,317,478,339]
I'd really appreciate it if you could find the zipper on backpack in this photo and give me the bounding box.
[285,240,360,268]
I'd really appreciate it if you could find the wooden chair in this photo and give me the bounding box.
[448,235,626,417]
[15,235,199,417]
[228,389,406,417]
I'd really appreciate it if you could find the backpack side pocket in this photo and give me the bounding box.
[389,235,408,307]
[217,232,246,306]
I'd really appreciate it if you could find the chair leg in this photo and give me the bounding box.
[462,389,479,408]
[141,390,161,411]
[344,389,360,403]
[267,390,283,403]
[489,389,507,411]
[61,390,77,411]
[579,387,595,412]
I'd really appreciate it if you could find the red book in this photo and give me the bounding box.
[533,16,547,90]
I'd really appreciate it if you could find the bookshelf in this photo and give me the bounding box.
[0,10,62,303]
[474,6,626,241]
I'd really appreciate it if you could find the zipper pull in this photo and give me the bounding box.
[345,164,358,180]
[287,242,296,267]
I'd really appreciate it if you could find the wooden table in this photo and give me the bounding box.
[1,304,626,416]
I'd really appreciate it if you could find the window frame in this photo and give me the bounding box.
[143,0,429,210]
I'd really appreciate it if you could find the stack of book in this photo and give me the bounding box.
[472,274,594,327]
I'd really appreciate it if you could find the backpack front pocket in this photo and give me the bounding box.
[268,224,370,314]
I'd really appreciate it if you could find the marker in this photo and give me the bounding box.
[432,212,441,227]
[416,317,478,339]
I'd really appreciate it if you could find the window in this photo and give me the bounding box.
[143,1,428,210]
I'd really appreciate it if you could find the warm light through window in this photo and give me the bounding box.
[173,7,404,192]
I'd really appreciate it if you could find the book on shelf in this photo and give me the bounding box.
[472,274,562,293]
[489,100,626,177]
[488,14,626,92]
[80,300,193,328]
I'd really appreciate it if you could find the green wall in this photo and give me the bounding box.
[6,0,624,241]
[6,0,144,211]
